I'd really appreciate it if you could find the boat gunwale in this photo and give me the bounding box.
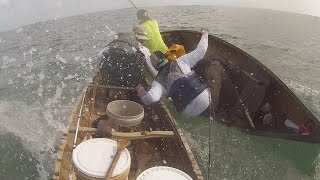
[53,87,87,179]
[158,100,204,179]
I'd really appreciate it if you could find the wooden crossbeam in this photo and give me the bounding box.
[69,127,175,140]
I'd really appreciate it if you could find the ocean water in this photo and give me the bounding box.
[0,6,319,180]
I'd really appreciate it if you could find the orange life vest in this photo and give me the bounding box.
[166,44,186,61]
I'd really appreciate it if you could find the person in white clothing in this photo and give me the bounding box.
[136,29,210,117]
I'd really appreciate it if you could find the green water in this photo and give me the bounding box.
[173,111,320,179]
[0,133,38,180]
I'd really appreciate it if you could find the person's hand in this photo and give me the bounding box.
[201,28,209,35]
[136,84,146,97]
[96,119,112,138]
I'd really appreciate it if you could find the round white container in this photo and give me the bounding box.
[72,138,131,180]
[136,166,193,180]
[284,119,299,133]
[106,100,144,127]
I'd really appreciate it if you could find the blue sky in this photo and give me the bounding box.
[0,0,319,32]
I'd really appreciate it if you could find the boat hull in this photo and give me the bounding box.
[53,84,204,179]
[161,30,320,143]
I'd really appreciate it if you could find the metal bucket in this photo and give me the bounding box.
[106,100,144,127]
[72,138,131,180]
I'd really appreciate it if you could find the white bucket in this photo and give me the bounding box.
[72,138,131,180]
[136,166,193,180]
[284,119,299,133]
[106,100,144,127]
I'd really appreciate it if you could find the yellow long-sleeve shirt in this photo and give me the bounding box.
[141,19,168,54]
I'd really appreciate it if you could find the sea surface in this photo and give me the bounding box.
[0,6,320,180]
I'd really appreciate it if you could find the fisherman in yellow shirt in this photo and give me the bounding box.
[137,9,168,54]
[136,9,186,63]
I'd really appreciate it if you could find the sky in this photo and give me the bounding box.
[0,0,320,32]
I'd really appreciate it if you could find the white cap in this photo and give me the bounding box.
[72,138,131,178]
[137,166,193,180]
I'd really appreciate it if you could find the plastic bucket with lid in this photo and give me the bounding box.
[136,166,193,180]
[72,138,131,180]
[106,100,144,127]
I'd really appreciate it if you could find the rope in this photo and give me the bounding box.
[207,88,215,180]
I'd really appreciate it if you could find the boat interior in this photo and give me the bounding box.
[54,30,320,180]
[55,82,203,179]
[161,30,320,142]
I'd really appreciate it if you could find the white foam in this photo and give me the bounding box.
[38,84,43,97]
[284,79,320,116]
[16,27,24,33]
[56,54,67,64]
[105,26,117,37]
[0,100,68,179]
[1,55,16,70]
[38,72,45,81]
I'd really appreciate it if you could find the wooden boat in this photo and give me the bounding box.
[161,30,320,143]
[53,29,320,180]
[52,31,205,180]
[53,83,204,179]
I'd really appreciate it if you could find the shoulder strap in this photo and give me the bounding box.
[155,62,171,87]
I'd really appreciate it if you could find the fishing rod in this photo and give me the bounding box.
[233,86,256,129]
[128,0,139,10]
[207,87,215,180]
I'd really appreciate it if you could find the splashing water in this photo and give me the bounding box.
[0,6,320,180]
[284,79,320,118]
